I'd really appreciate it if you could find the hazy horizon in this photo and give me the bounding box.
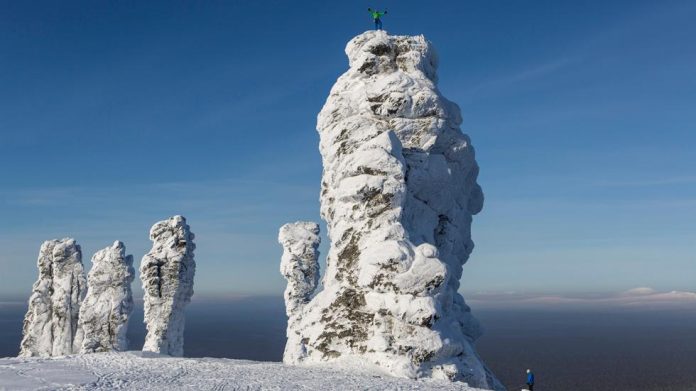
[3,286,695,312]
[2,296,696,390]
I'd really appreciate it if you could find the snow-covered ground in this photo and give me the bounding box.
[0,351,488,390]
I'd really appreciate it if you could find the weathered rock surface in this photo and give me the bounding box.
[280,30,503,390]
[79,241,135,353]
[279,221,321,363]
[19,238,87,357]
[140,215,196,357]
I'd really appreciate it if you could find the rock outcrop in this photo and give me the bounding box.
[280,30,503,390]
[19,238,87,357]
[140,215,196,357]
[79,241,135,353]
[278,221,321,363]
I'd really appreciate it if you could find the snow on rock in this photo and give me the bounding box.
[140,215,196,357]
[79,241,135,353]
[19,238,87,357]
[0,352,490,391]
[280,30,502,390]
[279,221,321,362]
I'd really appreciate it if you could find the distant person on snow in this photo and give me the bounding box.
[368,8,387,30]
[526,369,535,391]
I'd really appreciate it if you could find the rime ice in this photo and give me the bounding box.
[279,221,321,363]
[140,215,196,357]
[19,238,87,357]
[279,31,502,390]
[79,241,135,353]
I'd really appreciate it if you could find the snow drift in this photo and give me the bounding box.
[0,352,490,391]
[280,30,502,390]
[19,238,87,357]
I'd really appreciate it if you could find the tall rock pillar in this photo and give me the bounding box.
[140,215,196,357]
[79,241,135,353]
[280,31,503,390]
[19,238,87,357]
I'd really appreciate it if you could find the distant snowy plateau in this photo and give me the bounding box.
[0,352,487,390]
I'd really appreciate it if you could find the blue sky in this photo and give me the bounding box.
[1,0,694,298]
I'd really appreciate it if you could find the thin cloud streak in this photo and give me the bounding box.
[592,176,696,188]
[462,56,579,98]
[453,57,582,106]
[0,178,317,209]
[466,288,696,310]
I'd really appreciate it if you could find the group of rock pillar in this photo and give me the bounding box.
[19,215,196,358]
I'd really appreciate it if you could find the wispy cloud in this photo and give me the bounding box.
[0,177,317,210]
[466,287,696,310]
[470,57,578,93]
[592,176,696,188]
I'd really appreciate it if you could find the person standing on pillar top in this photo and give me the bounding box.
[368,8,387,30]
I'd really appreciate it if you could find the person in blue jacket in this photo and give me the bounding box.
[526,369,535,391]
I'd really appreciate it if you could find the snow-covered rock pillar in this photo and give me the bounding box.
[19,238,87,357]
[140,215,196,357]
[79,241,135,353]
[279,221,321,363]
[279,31,503,390]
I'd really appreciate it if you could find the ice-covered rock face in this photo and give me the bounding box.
[79,241,135,353]
[280,31,502,390]
[19,238,87,357]
[278,221,321,362]
[140,215,196,357]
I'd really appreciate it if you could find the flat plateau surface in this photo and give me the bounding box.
[0,351,484,391]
